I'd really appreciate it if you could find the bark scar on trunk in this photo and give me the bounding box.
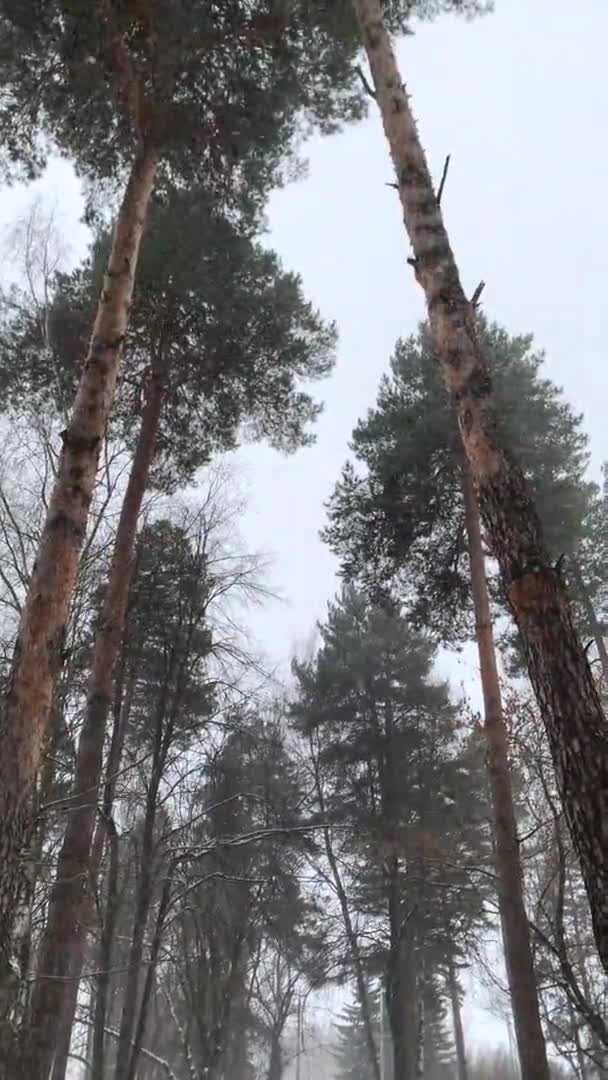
[509,568,561,619]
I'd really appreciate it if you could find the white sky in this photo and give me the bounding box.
[2,0,606,1065]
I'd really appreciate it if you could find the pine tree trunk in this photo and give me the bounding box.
[461,464,550,1079]
[447,956,468,1080]
[27,372,164,1080]
[0,143,159,994]
[351,0,608,971]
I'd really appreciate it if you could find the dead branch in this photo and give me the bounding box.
[355,64,377,100]
[436,153,451,205]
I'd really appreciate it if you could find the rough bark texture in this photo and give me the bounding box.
[0,144,159,996]
[352,0,608,971]
[27,371,163,1079]
[447,956,468,1080]
[462,465,550,1080]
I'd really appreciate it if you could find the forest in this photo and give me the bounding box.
[0,1,606,1078]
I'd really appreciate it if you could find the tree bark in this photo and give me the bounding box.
[447,956,468,1080]
[386,867,417,1080]
[351,0,608,971]
[27,371,163,1080]
[0,143,159,990]
[461,464,550,1079]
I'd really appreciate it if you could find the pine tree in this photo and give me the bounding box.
[348,0,608,977]
[291,587,490,1080]
[323,322,604,1079]
[0,0,365,985]
[20,191,336,1077]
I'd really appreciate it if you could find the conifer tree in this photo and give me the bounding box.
[291,588,489,1080]
[19,195,335,1075]
[0,0,363,981]
[348,0,608,973]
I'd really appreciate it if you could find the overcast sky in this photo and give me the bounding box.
[2,0,606,1061]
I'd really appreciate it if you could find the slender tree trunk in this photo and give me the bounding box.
[27,372,163,1079]
[0,143,159,992]
[50,953,82,1080]
[447,956,468,1080]
[413,994,424,1080]
[461,464,550,1079]
[570,556,608,685]
[51,669,135,1080]
[125,871,172,1080]
[310,740,381,1080]
[114,698,171,1080]
[91,816,121,1080]
[324,826,381,1080]
[351,0,608,971]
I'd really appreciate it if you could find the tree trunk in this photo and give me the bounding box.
[0,142,159,989]
[310,739,381,1080]
[114,691,171,1080]
[447,956,468,1080]
[570,557,608,686]
[461,464,550,1079]
[267,1033,283,1080]
[126,872,172,1080]
[50,952,83,1080]
[351,0,608,971]
[413,994,424,1080]
[27,371,163,1079]
[51,668,135,1080]
[324,826,382,1080]
[386,868,417,1080]
[91,816,121,1080]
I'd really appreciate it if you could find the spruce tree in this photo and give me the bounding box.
[334,988,382,1080]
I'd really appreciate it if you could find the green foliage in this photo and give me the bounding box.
[0,0,368,203]
[291,586,491,971]
[124,518,215,751]
[422,976,455,1080]
[0,189,336,489]
[333,986,383,1080]
[324,321,598,646]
